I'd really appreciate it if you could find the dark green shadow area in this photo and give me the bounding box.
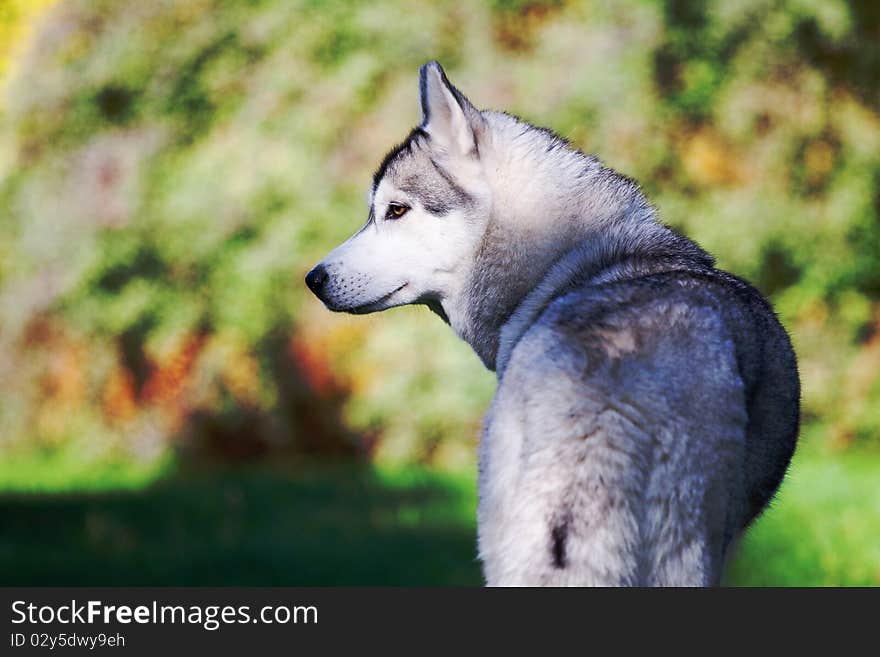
[0,465,482,586]
[2,449,877,586]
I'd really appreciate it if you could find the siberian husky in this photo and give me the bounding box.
[305,61,800,586]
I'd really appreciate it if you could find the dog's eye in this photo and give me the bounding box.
[385,203,410,220]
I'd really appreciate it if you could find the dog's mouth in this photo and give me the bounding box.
[329,283,408,315]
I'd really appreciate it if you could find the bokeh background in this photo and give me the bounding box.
[1,0,878,586]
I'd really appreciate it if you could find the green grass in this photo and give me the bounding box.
[0,448,174,494]
[0,461,482,586]
[1,449,877,586]
[725,448,880,586]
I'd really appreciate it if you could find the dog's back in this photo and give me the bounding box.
[479,263,799,586]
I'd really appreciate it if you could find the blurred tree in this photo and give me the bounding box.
[0,0,877,474]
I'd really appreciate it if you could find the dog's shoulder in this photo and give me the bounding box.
[493,269,753,507]
[502,268,754,398]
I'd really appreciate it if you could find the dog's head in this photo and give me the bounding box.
[305,61,490,317]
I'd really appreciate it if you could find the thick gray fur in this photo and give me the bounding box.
[306,61,800,586]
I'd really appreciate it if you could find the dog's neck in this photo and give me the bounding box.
[443,114,713,372]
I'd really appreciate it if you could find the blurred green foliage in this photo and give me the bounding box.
[2,0,878,471]
[0,0,878,527]
[0,0,54,90]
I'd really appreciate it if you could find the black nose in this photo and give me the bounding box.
[305,264,328,297]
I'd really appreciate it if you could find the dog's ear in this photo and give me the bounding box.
[419,61,480,158]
